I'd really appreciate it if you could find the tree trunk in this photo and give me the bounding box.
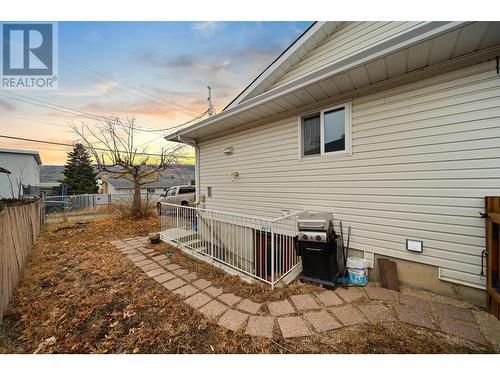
[132,180,142,219]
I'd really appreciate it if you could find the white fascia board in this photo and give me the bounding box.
[164,21,467,143]
[225,21,336,110]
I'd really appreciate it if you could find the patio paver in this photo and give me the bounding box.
[438,315,487,345]
[268,300,295,316]
[173,284,199,299]
[218,309,249,331]
[315,290,343,306]
[205,286,223,297]
[335,287,365,302]
[185,292,212,309]
[199,300,228,320]
[399,293,431,311]
[113,238,494,346]
[193,279,212,290]
[433,302,475,323]
[330,305,367,326]
[364,286,398,302]
[358,304,396,323]
[245,316,275,338]
[146,268,167,278]
[154,272,176,283]
[218,293,242,307]
[278,316,311,338]
[236,299,262,314]
[304,310,342,332]
[394,305,435,330]
[290,294,320,311]
[162,278,187,291]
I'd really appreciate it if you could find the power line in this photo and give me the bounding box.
[0,134,195,159]
[62,58,200,116]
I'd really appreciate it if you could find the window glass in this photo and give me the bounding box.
[324,107,345,153]
[179,187,195,194]
[302,114,320,156]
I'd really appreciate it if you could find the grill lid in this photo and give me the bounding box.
[297,211,334,231]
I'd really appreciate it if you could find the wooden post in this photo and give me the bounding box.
[485,196,500,320]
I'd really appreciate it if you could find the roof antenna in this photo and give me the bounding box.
[207,86,215,117]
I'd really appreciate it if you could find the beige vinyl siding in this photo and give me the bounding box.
[198,60,500,289]
[268,21,425,90]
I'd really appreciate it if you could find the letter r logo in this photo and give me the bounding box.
[2,23,53,76]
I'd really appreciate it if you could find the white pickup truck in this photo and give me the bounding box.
[157,185,196,211]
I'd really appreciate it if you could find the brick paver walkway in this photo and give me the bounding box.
[111,237,493,346]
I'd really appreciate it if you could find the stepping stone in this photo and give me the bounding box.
[290,294,320,311]
[364,286,397,302]
[172,268,189,276]
[146,268,166,278]
[166,264,182,271]
[394,305,435,330]
[185,292,212,309]
[335,287,365,302]
[182,272,198,282]
[304,310,342,332]
[199,300,228,320]
[399,294,431,311]
[278,316,311,338]
[358,304,396,323]
[246,316,275,338]
[193,279,212,290]
[205,286,223,297]
[330,305,367,326]
[129,254,146,262]
[152,254,169,261]
[158,259,170,266]
[433,302,475,323]
[163,278,187,291]
[136,259,154,267]
[173,284,198,299]
[218,293,242,307]
[268,300,295,316]
[154,272,176,283]
[141,262,162,272]
[438,315,487,345]
[315,290,343,307]
[236,299,262,314]
[218,309,249,331]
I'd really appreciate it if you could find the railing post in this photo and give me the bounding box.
[210,211,214,258]
[271,223,275,290]
[176,205,179,229]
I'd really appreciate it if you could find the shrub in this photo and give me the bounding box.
[109,200,156,220]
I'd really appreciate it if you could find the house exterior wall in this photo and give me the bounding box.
[197,60,500,292]
[268,21,425,90]
[0,153,40,199]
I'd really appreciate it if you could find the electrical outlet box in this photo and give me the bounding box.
[406,239,423,253]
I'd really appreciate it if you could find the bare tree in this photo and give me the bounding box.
[70,117,186,219]
[7,165,27,199]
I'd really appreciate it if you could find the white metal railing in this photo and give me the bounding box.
[160,202,303,289]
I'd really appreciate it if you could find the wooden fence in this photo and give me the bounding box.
[0,200,44,321]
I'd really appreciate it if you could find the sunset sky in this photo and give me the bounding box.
[0,21,310,165]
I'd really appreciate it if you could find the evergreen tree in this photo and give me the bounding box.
[62,143,98,195]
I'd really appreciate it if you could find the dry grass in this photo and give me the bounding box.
[109,200,156,220]
[0,216,492,354]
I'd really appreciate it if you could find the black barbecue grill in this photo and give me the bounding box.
[295,212,344,288]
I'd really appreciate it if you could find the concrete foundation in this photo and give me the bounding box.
[347,248,487,308]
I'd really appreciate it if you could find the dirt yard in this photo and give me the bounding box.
[0,216,494,353]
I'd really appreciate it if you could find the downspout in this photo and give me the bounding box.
[177,135,200,206]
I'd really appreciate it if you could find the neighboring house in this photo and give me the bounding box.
[100,177,179,195]
[165,21,500,305]
[0,148,42,199]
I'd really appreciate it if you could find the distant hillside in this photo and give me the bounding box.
[40,164,195,183]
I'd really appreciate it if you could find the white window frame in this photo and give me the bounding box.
[297,100,352,160]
